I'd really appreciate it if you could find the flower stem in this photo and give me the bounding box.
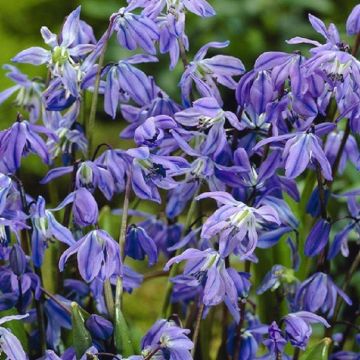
[160,184,202,318]
[191,303,204,357]
[104,279,115,318]
[293,347,301,360]
[326,250,360,337]
[86,21,113,156]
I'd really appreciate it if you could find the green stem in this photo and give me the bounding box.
[326,250,360,337]
[191,303,204,357]
[86,23,113,156]
[160,183,202,318]
[104,279,115,319]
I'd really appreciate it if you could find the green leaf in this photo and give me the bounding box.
[301,338,332,360]
[114,306,135,357]
[70,302,92,358]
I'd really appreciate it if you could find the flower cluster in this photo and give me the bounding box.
[0,1,359,359]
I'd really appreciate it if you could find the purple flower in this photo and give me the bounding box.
[304,219,331,257]
[30,196,75,267]
[263,322,287,356]
[127,0,215,18]
[346,5,360,35]
[174,96,241,130]
[255,129,333,181]
[180,41,245,106]
[112,8,159,54]
[165,248,240,319]
[41,160,115,200]
[12,7,95,97]
[104,55,158,118]
[59,229,122,283]
[197,191,280,258]
[85,314,113,340]
[134,115,177,148]
[0,65,44,123]
[125,224,158,265]
[0,118,55,173]
[127,146,189,203]
[256,265,297,295]
[52,188,99,227]
[283,311,330,350]
[295,272,352,317]
[0,314,28,360]
[141,319,194,360]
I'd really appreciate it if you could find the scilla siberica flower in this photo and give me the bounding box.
[127,146,189,203]
[139,319,194,360]
[51,187,99,227]
[180,41,245,106]
[0,117,56,173]
[12,7,95,98]
[0,65,44,123]
[0,314,28,360]
[295,272,352,317]
[254,125,333,180]
[283,311,330,350]
[59,229,122,283]
[197,191,280,258]
[30,196,75,267]
[111,7,160,55]
[165,248,240,319]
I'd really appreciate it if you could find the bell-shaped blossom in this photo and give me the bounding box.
[256,265,297,295]
[283,311,330,350]
[41,160,115,200]
[44,295,72,348]
[295,272,352,317]
[304,219,331,257]
[180,41,245,106]
[0,314,28,360]
[111,7,159,54]
[140,319,194,360]
[0,118,55,173]
[346,4,360,36]
[134,115,177,148]
[128,0,215,18]
[255,128,333,181]
[12,7,95,97]
[165,248,241,319]
[0,65,44,123]
[59,229,122,283]
[30,196,75,267]
[128,146,189,203]
[263,322,287,357]
[125,224,158,265]
[175,96,241,130]
[104,55,158,118]
[85,314,113,340]
[197,191,280,258]
[52,188,99,227]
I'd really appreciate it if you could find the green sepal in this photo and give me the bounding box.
[301,337,331,360]
[70,302,92,359]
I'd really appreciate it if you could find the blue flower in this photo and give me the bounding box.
[0,314,28,360]
[283,311,330,350]
[125,225,158,266]
[30,196,75,267]
[0,118,56,173]
[140,319,194,360]
[197,191,280,258]
[180,41,245,106]
[59,229,122,283]
[111,7,159,54]
[295,272,352,317]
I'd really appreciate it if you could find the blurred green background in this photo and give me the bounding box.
[0,0,359,94]
[0,0,359,349]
